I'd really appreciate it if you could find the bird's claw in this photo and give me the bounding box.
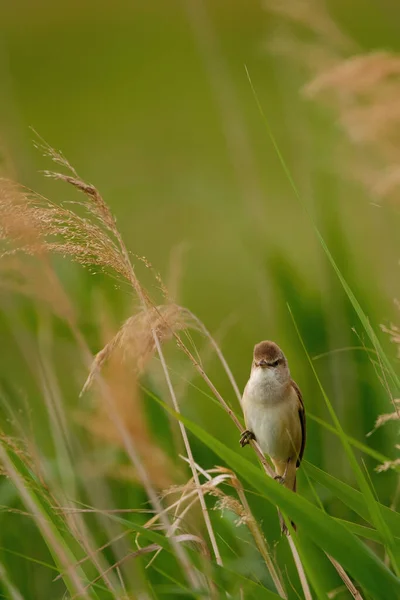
[239,429,256,447]
[274,475,286,485]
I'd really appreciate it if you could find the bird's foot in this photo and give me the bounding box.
[239,429,256,447]
[278,510,296,536]
[274,475,286,485]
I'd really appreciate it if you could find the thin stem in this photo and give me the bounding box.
[169,332,315,598]
[172,331,276,476]
[327,554,364,600]
[154,336,223,567]
[71,545,159,599]
[287,535,313,600]
[41,154,312,596]
[180,457,287,599]
[0,559,24,600]
[234,482,287,598]
[74,329,201,591]
[0,442,91,600]
[54,531,132,582]
[186,310,242,403]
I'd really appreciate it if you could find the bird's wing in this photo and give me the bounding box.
[291,379,306,467]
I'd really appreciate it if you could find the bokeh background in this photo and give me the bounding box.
[1,1,399,598]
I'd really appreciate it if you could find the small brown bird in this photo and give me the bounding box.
[240,341,306,532]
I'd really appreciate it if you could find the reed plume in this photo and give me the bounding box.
[265,0,400,202]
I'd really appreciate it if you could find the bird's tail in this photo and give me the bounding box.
[278,477,296,535]
[273,460,297,535]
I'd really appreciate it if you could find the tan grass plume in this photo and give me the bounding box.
[80,304,197,396]
[265,0,400,202]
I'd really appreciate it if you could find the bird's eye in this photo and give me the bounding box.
[271,360,279,367]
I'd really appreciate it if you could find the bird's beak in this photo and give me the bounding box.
[257,359,268,367]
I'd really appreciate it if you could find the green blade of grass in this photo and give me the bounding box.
[144,378,393,467]
[0,558,24,600]
[0,439,98,599]
[314,233,400,391]
[244,65,399,391]
[0,545,113,596]
[153,561,281,600]
[334,519,395,544]
[245,66,400,572]
[0,545,59,573]
[146,387,400,600]
[306,413,393,467]
[286,529,328,598]
[289,305,400,573]
[304,462,400,536]
[211,562,284,599]
[152,566,204,599]
[77,508,282,598]
[144,385,396,528]
[108,508,280,598]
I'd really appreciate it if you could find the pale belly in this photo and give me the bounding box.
[244,399,301,462]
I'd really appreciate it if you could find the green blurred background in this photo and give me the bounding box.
[1,1,399,598]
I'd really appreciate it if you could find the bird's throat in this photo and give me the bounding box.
[246,367,287,405]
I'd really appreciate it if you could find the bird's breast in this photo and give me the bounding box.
[242,376,301,461]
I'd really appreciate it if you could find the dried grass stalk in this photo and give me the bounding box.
[381,323,400,354]
[367,398,400,436]
[265,1,400,202]
[81,304,195,395]
[162,463,287,599]
[376,456,400,473]
[0,178,131,281]
[0,135,314,591]
[77,348,177,490]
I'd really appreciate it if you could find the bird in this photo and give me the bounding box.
[239,340,306,533]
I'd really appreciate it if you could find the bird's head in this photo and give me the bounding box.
[252,340,290,384]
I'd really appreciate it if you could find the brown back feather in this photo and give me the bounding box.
[291,379,306,467]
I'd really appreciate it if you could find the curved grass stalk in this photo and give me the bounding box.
[154,336,223,568]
